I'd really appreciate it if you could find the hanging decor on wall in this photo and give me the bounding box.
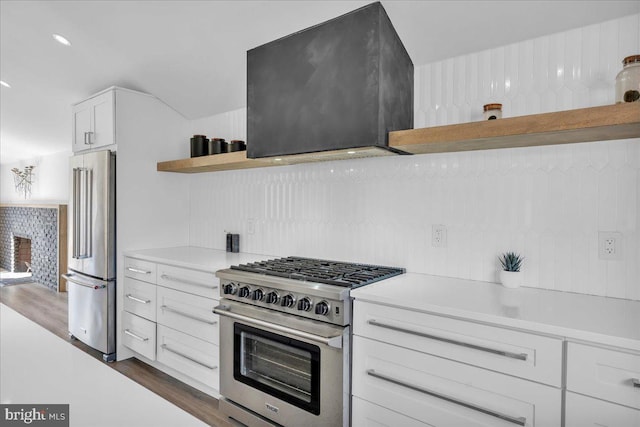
[11,166,35,199]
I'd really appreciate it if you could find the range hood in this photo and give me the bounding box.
[247,2,414,160]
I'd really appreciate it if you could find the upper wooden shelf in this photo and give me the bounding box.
[158,103,640,173]
[389,103,640,154]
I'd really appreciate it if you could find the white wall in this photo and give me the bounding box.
[185,14,640,301]
[0,150,71,204]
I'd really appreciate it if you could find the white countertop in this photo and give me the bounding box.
[351,273,640,351]
[124,246,276,273]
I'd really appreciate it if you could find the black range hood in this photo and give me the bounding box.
[247,2,413,160]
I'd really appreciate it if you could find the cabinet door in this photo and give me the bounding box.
[565,392,640,427]
[352,397,430,427]
[122,311,156,361]
[156,324,219,389]
[352,335,561,427]
[354,301,563,387]
[72,101,92,152]
[156,286,219,344]
[567,342,640,409]
[90,90,114,149]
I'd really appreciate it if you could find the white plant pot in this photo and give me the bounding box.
[499,270,523,289]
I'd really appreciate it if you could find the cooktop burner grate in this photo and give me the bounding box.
[230,256,405,288]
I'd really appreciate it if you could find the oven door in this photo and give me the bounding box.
[214,300,349,427]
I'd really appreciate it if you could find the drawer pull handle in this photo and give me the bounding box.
[127,267,151,274]
[366,369,526,426]
[161,344,217,370]
[632,378,640,388]
[367,319,528,361]
[160,274,218,290]
[126,294,151,304]
[124,329,149,342]
[160,305,218,325]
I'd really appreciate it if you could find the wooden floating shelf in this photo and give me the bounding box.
[157,146,394,173]
[389,103,640,154]
[158,103,640,173]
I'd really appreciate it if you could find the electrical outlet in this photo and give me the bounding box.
[247,218,256,235]
[432,224,447,248]
[599,231,623,260]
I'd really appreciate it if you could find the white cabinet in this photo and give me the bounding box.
[565,392,640,427]
[121,255,220,394]
[122,311,156,360]
[354,301,563,386]
[565,342,640,425]
[352,300,563,427]
[72,89,115,152]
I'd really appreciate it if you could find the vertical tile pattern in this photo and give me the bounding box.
[188,15,640,300]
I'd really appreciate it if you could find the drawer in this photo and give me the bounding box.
[122,311,156,361]
[157,264,219,298]
[352,335,561,427]
[352,396,429,427]
[565,391,640,427]
[567,342,640,409]
[123,257,156,284]
[156,286,219,344]
[123,277,156,321]
[354,300,563,386]
[156,324,219,389]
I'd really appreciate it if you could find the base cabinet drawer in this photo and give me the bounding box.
[352,336,561,427]
[157,264,218,298]
[352,397,429,427]
[156,286,219,344]
[354,301,562,387]
[567,342,640,409]
[157,324,219,389]
[565,392,640,427]
[122,311,156,361]
[123,277,156,321]
[124,257,157,283]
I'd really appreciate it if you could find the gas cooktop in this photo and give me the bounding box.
[230,256,405,288]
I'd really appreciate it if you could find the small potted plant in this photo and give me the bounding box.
[498,252,524,288]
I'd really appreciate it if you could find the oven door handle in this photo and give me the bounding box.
[213,305,343,349]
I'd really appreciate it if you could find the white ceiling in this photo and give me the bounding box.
[1,0,638,164]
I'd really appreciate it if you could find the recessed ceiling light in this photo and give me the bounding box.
[0,81,11,88]
[52,34,71,46]
[347,151,356,154]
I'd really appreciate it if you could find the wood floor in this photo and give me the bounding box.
[0,282,232,427]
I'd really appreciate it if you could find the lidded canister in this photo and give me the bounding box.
[615,55,640,103]
[483,103,502,120]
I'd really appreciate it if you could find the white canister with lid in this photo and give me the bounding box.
[615,55,640,103]
[483,103,502,120]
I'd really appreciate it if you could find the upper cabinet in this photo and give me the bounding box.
[72,89,115,153]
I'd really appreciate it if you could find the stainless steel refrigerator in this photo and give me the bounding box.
[63,150,116,361]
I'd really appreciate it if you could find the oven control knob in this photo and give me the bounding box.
[252,288,265,301]
[238,286,251,299]
[222,283,237,295]
[265,291,280,304]
[297,297,312,312]
[281,294,296,308]
[315,301,330,316]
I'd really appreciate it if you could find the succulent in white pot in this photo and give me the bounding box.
[498,252,524,289]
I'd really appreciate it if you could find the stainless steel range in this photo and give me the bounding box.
[214,257,404,427]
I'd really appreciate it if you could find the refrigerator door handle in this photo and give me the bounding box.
[62,274,106,290]
[72,168,81,259]
[84,168,93,259]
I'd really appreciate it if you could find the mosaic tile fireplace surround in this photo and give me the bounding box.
[0,205,67,291]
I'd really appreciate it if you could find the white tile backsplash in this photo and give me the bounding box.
[188,15,640,300]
